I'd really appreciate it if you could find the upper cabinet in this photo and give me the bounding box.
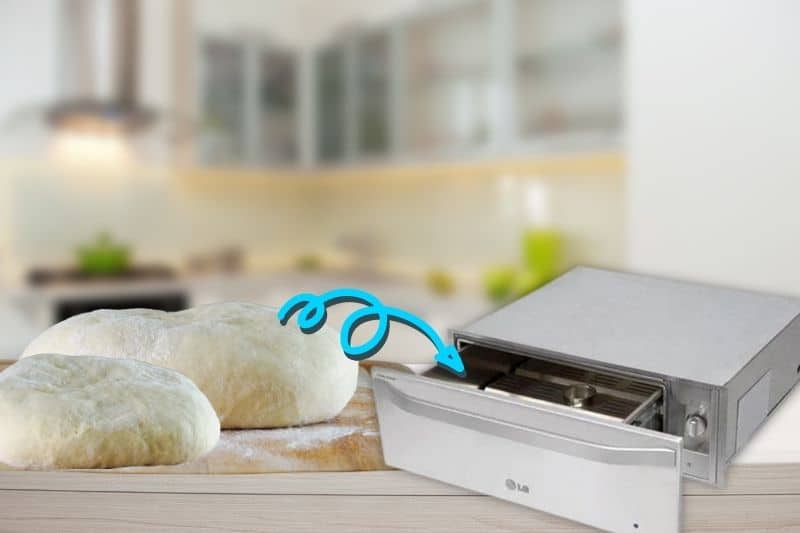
[192,0,300,167]
[355,31,391,158]
[189,0,622,169]
[257,48,299,164]
[197,36,299,167]
[514,0,622,142]
[405,1,493,156]
[314,28,394,164]
[197,38,246,165]
[315,42,348,163]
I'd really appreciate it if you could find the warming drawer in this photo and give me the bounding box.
[372,266,800,532]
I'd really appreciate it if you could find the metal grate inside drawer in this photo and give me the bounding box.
[514,358,661,404]
[484,373,645,421]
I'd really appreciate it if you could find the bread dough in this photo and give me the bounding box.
[23,302,359,429]
[0,353,220,469]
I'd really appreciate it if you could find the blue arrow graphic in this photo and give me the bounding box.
[277,287,466,377]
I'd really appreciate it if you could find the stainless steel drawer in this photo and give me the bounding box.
[372,367,683,533]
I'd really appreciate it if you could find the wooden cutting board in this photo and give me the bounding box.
[0,361,388,474]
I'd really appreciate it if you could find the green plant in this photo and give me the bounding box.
[76,232,130,276]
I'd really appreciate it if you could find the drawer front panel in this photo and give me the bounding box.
[373,368,682,533]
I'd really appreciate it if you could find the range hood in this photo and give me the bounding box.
[49,0,155,136]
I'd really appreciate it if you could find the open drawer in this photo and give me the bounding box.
[372,348,683,533]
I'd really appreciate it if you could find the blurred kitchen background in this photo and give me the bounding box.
[0,0,797,362]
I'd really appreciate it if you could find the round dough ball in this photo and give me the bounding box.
[0,353,220,469]
[22,302,359,429]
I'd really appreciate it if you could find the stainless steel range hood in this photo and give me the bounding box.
[49,0,155,135]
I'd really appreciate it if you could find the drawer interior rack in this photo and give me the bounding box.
[423,344,665,430]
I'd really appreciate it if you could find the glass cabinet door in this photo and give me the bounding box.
[198,38,245,165]
[405,1,492,155]
[315,44,347,162]
[199,38,299,167]
[355,31,390,158]
[514,0,622,139]
[258,49,298,165]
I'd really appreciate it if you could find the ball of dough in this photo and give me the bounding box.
[0,353,220,469]
[22,302,359,429]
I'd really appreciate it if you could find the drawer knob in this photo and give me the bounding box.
[685,414,708,438]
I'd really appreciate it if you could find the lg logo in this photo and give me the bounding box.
[505,478,530,494]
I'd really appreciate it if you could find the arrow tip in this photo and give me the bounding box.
[434,346,466,378]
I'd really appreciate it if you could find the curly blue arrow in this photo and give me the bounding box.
[277,287,466,377]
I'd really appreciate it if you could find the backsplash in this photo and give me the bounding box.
[0,157,624,284]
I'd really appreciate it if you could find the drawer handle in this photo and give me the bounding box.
[381,379,676,468]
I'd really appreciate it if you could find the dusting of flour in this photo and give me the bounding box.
[219,424,366,455]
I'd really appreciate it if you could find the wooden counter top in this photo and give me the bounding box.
[1,465,799,532]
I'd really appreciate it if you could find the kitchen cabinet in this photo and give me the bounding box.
[256,49,299,164]
[315,28,395,164]
[313,0,623,165]
[190,0,622,169]
[197,38,246,165]
[315,42,349,162]
[355,31,392,158]
[197,36,300,167]
[338,0,622,163]
[513,0,622,144]
[404,1,493,156]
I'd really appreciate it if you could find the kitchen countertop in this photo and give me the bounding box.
[0,358,799,531]
[1,462,798,531]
